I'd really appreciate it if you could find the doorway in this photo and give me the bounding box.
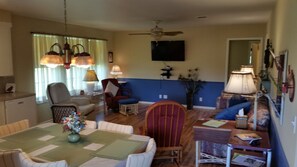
[226,38,263,83]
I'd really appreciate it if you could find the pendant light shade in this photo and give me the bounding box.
[40,0,94,69]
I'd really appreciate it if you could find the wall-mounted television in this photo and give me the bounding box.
[151,40,185,61]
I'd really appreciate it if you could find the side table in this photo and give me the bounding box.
[226,129,272,167]
[193,120,233,167]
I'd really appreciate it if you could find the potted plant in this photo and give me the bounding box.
[178,68,204,110]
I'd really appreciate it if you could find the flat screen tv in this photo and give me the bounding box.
[151,40,185,61]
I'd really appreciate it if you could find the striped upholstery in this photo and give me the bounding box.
[126,138,156,167]
[144,100,186,164]
[85,120,97,129]
[97,121,133,134]
[0,149,68,167]
[0,119,29,138]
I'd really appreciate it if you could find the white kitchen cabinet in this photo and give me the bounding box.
[0,22,13,76]
[0,95,37,126]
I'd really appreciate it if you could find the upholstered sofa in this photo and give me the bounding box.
[201,94,270,159]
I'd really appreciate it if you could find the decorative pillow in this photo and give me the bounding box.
[248,96,270,128]
[104,81,119,97]
[215,101,251,120]
[229,95,248,107]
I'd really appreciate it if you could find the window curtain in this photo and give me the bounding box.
[33,34,107,104]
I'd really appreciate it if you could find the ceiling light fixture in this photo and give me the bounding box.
[40,0,94,69]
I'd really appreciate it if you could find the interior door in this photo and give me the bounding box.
[226,39,262,83]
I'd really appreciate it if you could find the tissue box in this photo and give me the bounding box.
[235,115,248,129]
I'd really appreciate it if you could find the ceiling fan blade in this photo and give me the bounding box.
[163,31,183,36]
[129,33,151,35]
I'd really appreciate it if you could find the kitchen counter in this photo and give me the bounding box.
[0,92,35,102]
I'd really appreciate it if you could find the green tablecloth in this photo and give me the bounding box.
[0,123,148,167]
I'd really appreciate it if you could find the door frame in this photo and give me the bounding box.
[225,37,264,85]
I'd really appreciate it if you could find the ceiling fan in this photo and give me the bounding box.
[129,20,183,41]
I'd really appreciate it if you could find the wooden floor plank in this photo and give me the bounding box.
[87,103,225,167]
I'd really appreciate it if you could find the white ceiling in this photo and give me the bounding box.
[0,0,275,31]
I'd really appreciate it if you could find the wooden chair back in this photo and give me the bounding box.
[145,100,186,148]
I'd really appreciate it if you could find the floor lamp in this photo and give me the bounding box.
[224,71,258,130]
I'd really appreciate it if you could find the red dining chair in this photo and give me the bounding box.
[144,100,186,165]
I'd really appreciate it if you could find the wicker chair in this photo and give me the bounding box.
[126,138,157,167]
[46,82,96,123]
[144,100,186,165]
[0,119,29,138]
[97,121,133,134]
[0,149,68,167]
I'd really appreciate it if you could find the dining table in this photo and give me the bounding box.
[0,122,150,167]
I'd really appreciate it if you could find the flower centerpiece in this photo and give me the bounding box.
[62,112,86,143]
[178,68,204,110]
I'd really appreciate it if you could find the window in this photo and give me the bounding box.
[33,34,108,103]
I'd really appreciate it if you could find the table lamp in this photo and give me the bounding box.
[83,70,99,95]
[240,65,255,78]
[224,71,259,130]
[110,65,123,78]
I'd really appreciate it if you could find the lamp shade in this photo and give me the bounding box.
[110,65,123,75]
[240,65,255,78]
[83,70,99,82]
[40,53,64,68]
[224,71,257,95]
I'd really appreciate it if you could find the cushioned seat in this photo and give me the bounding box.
[47,82,96,123]
[118,98,139,116]
[101,78,130,111]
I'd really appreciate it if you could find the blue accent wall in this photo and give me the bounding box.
[270,120,289,167]
[119,78,224,107]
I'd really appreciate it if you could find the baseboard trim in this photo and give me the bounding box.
[139,101,216,110]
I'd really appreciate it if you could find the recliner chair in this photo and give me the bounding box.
[101,78,130,111]
[46,82,96,123]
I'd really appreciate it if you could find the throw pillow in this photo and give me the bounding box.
[215,101,251,120]
[105,81,119,97]
[229,95,248,107]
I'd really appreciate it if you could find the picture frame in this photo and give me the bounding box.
[272,50,288,125]
[5,83,16,93]
[108,51,113,63]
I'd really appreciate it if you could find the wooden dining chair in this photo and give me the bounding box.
[0,119,29,138]
[126,138,157,167]
[97,121,133,134]
[0,149,68,167]
[144,100,186,165]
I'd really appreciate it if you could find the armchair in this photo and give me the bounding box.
[46,82,96,123]
[144,100,186,164]
[101,78,130,111]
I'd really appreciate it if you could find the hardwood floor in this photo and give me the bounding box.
[87,103,225,167]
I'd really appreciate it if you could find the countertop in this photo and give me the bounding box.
[0,92,35,102]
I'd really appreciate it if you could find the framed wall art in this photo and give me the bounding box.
[108,51,113,63]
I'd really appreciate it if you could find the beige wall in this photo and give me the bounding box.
[268,0,297,166]
[9,15,114,123]
[113,24,266,82]
[11,15,114,93]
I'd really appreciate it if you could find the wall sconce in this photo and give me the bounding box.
[110,65,123,78]
[83,70,99,94]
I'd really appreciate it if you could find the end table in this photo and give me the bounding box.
[226,129,272,167]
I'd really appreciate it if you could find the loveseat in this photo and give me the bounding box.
[201,94,270,159]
